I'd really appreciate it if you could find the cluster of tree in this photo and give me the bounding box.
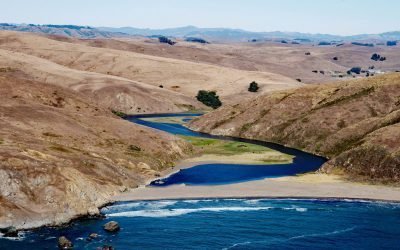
[45,25,93,30]
[248,81,259,92]
[185,37,209,44]
[351,42,374,47]
[158,36,176,45]
[318,41,331,46]
[387,41,397,46]
[371,53,386,61]
[196,90,222,109]
[347,67,362,75]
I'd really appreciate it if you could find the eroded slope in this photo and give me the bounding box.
[189,74,400,183]
[0,71,192,229]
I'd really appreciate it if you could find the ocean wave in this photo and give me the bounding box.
[103,200,177,213]
[0,232,25,241]
[183,199,215,204]
[102,202,143,212]
[107,206,274,218]
[244,199,263,205]
[289,226,357,240]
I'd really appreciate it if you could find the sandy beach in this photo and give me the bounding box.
[115,173,400,202]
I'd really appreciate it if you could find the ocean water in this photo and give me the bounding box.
[2,199,400,249]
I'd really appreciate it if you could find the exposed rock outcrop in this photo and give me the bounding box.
[58,236,73,249]
[103,221,120,232]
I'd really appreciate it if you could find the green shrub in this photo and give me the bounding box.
[111,109,128,118]
[196,90,222,109]
[248,81,259,92]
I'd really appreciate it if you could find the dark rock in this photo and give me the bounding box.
[58,236,73,249]
[103,221,120,232]
[0,227,18,237]
[97,245,114,250]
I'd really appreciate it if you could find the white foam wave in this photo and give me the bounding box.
[103,200,177,213]
[102,202,142,212]
[244,199,262,205]
[289,226,357,240]
[0,232,25,241]
[282,207,308,212]
[223,241,252,250]
[108,206,274,218]
[183,199,214,204]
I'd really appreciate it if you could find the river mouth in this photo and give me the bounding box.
[126,113,327,186]
[2,113,399,249]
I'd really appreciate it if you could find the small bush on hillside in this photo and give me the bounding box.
[318,41,331,46]
[352,42,374,47]
[333,57,338,61]
[349,67,362,74]
[196,90,222,109]
[158,36,176,45]
[111,109,128,118]
[185,37,209,44]
[248,81,259,92]
[371,53,386,61]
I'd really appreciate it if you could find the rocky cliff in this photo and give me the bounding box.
[189,74,400,184]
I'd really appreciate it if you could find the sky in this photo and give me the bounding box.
[2,0,399,35]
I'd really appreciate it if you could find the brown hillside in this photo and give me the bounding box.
[189,73,400,183]
[0,31,299,105]
[0,71,191,229]
[45,35,400,84]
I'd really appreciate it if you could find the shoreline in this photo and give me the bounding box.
[115,174,400,203]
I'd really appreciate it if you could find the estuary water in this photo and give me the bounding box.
[1,113,399,249]
[127,113,327,186]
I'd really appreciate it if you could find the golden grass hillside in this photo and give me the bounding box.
[189,73,400,183]
[0,31,299,105]
[0,71,192,229]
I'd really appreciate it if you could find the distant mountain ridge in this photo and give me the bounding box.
[0,23,128,39]
[98,25,400,42]
[1,23,400,42]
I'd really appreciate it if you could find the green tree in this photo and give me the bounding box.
[196,90,222,109]
[248,81,259,92]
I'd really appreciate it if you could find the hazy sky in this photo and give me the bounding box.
[2,0,399,35]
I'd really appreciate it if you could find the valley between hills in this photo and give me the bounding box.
[0,28,399,231]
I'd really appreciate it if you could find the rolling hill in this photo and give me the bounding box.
[189,73,400,183]
[0,70,192,229]
[0,31,299,108]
